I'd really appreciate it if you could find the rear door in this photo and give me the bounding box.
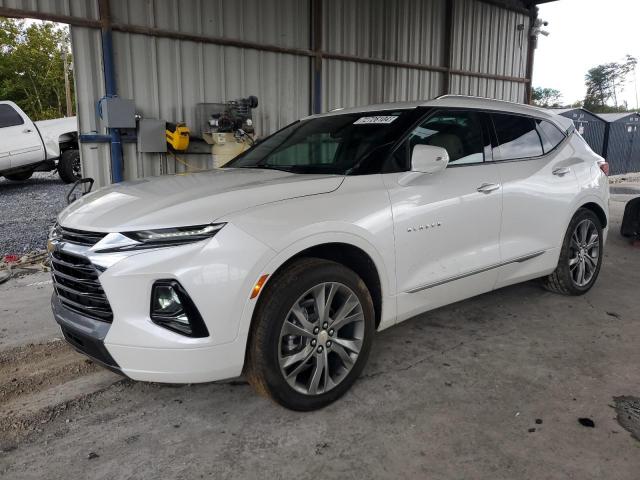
[490,113,580,288]
[384,109,503,322]
[0,103,44,170]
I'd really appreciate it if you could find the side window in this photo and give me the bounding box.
[0,104,25,128]
[491,114,543,160]
[536,120,565,153]
[391,110,486,168]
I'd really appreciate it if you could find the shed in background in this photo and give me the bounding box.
[601,112,640,175]
[548,108,606,156]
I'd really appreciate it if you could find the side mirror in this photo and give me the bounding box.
[411,145,449,174]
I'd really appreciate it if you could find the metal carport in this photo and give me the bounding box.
[0,0,555,186]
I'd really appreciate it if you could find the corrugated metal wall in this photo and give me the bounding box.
[322,0,446,110]
[449,0,528,102]
[1,0,535,186]
[110,0,311,178]
[0,0,98,18]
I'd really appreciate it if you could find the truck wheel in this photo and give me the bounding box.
[4,171,33,181]
[542,208,603,296]
[58,149,81,184]
[245,258,375,411]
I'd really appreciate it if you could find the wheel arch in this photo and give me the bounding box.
[58,131,79,154]
[579,201,608,229]
[267,242,383,330]
[239,233,390,353]
[241,240,385,379]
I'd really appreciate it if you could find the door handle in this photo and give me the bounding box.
[477,183,501,193]
[22,128,33,133]
[552,167,571,176]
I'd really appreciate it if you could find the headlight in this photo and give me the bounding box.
[121,223,225,249]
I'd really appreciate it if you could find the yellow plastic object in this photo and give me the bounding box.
[166,122,190,151]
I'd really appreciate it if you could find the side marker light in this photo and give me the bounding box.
[250,274,269,299]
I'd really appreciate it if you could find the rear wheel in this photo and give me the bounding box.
[246,258,375,411]
[4,170,33,181]
[542,208,603,295]
[58,149,81,184]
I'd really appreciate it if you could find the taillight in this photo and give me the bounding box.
[598,162,609,176]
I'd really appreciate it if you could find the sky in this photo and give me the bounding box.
[533,0,640,108]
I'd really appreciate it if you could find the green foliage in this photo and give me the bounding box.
[0,18,74,121]
[584,55,637,111]
[532,87,562,108]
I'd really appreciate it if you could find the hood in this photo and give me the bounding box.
[58,168,344,231]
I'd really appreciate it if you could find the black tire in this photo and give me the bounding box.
[245,258,375,411]
[542,208,604,295]
[58,149,81,184]
[3,170,33,181]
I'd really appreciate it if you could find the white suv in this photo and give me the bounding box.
[49,96,609,410]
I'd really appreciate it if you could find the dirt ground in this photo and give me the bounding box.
[0,191,639,480]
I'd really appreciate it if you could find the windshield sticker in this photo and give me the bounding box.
[354,116,399,125]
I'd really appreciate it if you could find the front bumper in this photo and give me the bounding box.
[49,223,274,383]
[51,293,124,376]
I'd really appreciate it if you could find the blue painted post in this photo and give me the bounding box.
[99,0,124,183]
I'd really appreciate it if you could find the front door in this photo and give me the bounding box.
[0,103,44,170]
[384,109,502,323]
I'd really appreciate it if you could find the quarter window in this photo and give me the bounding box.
[536,120,565,153]
[391,110,486,168]
[491,114,543,160]
[0,104,24,128]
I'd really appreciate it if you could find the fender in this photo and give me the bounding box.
[234,228,397,346]
[562,191,609,245]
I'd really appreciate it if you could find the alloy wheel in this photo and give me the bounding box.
[278,282,365,396]
[568,218,600,287]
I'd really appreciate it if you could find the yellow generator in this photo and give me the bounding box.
[196,96,259,167]
[165,122,190,151]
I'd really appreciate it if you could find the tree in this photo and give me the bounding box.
[0,18,74,120]
[584,55,637,112]
[532,87,562,108]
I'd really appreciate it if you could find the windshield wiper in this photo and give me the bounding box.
[243,164,297,173]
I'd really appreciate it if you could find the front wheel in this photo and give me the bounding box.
[542,208,604,295]
[245,258,375,411]
[58,149,81,184]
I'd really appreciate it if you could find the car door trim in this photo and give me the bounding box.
[405,250,545,293]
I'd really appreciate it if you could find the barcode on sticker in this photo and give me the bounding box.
[354,116,398,125]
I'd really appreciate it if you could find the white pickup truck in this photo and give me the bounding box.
[0,100,80,183]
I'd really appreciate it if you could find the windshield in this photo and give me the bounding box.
[226,109,420,175]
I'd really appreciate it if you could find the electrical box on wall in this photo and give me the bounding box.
[99,97,136,128]
[137,119,167,153]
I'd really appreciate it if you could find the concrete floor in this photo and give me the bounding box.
[1,194,639,480]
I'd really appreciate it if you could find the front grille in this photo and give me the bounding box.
[59,226,107,246]
[50,250,113,322]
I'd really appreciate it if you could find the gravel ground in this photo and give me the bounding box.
[609,171,640,183]
[0,173,68,256]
